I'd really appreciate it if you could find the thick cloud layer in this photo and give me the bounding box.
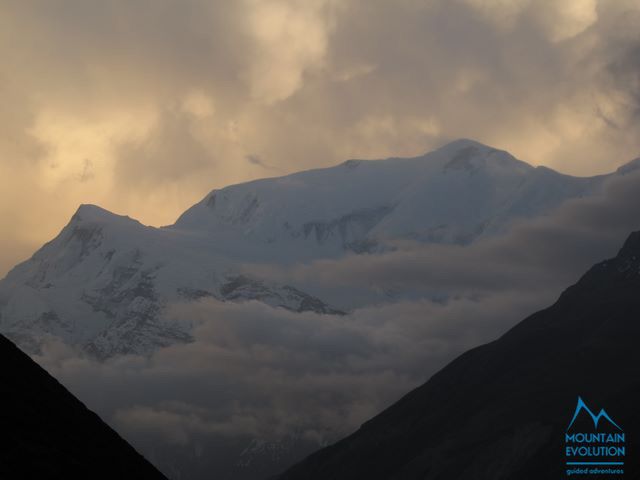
[35,294,544,477]
[1,0,640,276]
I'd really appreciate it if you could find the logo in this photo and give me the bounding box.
[565,396,625,477]
[567,397,623,432]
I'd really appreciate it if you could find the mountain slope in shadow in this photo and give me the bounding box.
[0,334,166,479]
[276,232,640,479]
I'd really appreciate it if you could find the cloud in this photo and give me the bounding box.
[113,402,263,446]
[33,300,427,477]
[461,0,599,41]
[242,0,338,104]
[2,0,640,277]
[35,292,542,478]
[114,107,214,188]
[245,153,282,171]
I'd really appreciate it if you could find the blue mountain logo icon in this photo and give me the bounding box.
[567,396,623,432]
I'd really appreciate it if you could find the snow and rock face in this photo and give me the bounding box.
[0,139,631,358]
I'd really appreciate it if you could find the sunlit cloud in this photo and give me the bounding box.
[30,108,155,191]
[243,0,337,103]
[0,0,639,276]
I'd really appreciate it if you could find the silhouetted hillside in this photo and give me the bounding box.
[277,232,640,479]
[0,334,166,479]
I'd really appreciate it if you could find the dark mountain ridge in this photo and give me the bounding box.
[0,333,166,479]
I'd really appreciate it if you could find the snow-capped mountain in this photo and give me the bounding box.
[172,139,606,257]
[0,139,632,358]
[0,205,342,358]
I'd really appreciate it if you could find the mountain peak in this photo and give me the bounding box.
[434,138,533,174]
[616,157,640,175]
[619,230,640,258]
[73,204,116,221]
[71,204,141,227]
[437,138,490,151]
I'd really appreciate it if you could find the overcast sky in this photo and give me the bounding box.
[1,0,640,276]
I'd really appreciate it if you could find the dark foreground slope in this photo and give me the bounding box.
[0,334,166,479]
[277,232,640,480]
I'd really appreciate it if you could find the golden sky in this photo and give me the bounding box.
[1,0,639,276]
